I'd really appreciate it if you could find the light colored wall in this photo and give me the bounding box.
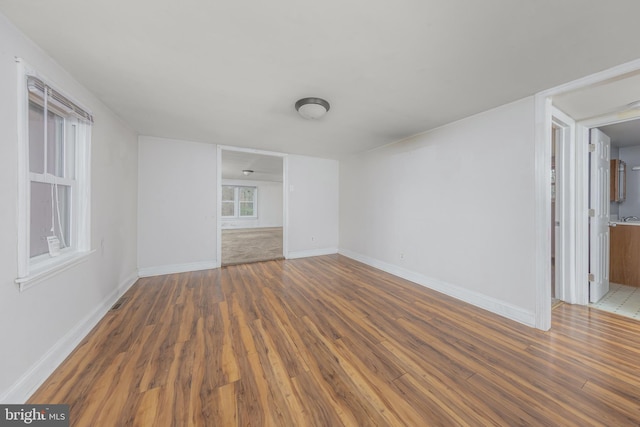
[137,136,217,276]
[619,144,640,218]
[221,179,283,229]
[287,155,339,258]
[339,97,537,325]
[138,143,339,268]
[0,14,138,402]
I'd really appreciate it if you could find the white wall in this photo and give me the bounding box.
[0,14,138,402]
[221,179,283,229]
[339,97,537,325]
[287,155,339,258]
[138,136,217,276]
[138,144,338,268]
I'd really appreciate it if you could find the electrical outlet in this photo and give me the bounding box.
[311,236,316,242]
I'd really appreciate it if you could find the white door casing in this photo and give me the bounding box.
[551,108,576,303]
[589,128,611,303]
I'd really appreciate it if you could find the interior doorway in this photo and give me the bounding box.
[217,146,288,266]
[586,119,640,318]
[550,74,640,317]
[549,108,575,307]
[535,62,640,329]
[551,123,560,307]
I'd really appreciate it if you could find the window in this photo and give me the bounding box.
[16,64,93,288]
[221,185,257,218]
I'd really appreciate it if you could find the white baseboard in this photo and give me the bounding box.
[338,249,535,327]
[137,260,218,278]
[287,247,338,260]
[221,224,283,230]
[0,272,139,403]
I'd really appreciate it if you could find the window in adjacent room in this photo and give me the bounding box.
[221,185,257,218]
[16,63,93,288]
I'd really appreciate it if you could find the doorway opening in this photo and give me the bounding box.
[549,108,575,310]
[587,119,640,319]
[217,147,288,266]
[551,124,557,301]
[535,62,640,329]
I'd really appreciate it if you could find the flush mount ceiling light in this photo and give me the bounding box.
[242,169,253,176]
[295,97,330,120]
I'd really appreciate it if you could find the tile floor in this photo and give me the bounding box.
[590,282,640,320]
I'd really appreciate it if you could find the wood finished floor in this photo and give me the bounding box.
[29,255,640,426]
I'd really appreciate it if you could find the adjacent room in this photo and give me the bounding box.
[220,149,285,266]
[590,119,640,319]
[2,1,640,425]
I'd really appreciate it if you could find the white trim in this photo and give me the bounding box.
[221,224,284,230]
[534,94,552,331]
[551,107,577,304]
[216,145,223,270]
[16,59,29,279]
[282,156,289,259]
[0,273,138,404]
[137,261,218,278]
[76,123,92,253]
[217,144,288,158]
[15,250,95,291]
[339,249,535,327]
[288,248,338,260]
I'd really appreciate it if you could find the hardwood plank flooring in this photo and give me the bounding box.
[28,255,640,426]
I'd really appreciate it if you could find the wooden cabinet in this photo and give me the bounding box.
[610,159,626,203]
[610,224,640,287]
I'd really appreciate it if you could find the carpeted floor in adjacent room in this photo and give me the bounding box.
[221,227,283,266]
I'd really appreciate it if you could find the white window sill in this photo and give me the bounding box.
[15,250,95,292]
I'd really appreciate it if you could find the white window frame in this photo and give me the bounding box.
[221,185,258,219]
[15,60,93,291]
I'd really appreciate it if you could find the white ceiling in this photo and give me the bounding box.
[553,71,640,122]
[3,1,640,158]
[552,70,640,148]
[221,151,283,182]
[600,120,640,148]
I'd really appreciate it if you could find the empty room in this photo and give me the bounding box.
[1,1,640,425]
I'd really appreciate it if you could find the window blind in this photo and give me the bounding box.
[27,75,94,123]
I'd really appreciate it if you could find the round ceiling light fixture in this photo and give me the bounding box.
[295,97,330,120]
[242,169,254,176]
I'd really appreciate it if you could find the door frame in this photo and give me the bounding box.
[534,58,640,330]
[551,107,575,303]
[216,145,289,267]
